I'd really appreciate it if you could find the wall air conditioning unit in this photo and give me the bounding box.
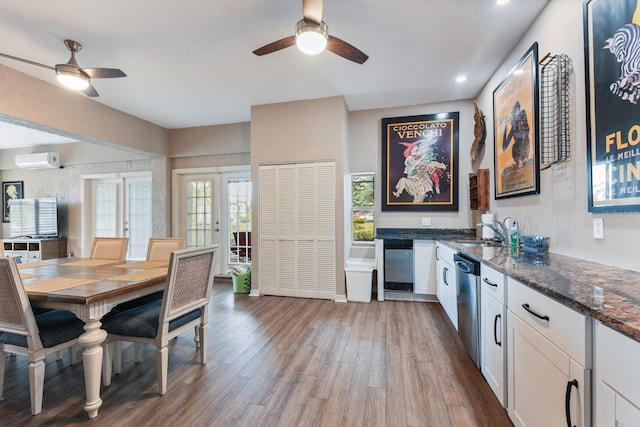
[15,152,60,169]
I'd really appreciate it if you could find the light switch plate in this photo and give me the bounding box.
[421,217,431,226]
[593,218,604,239]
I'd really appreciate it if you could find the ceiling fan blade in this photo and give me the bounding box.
[253,36,296,56]
[302,0,323,25]
[82,68,127,78]
[0,52,55,71]
[82,84,99,97]
[327,36,368,64]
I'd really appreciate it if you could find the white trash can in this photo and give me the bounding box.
[345,259,375,303]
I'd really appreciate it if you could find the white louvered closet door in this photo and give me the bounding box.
[259,162,335,299]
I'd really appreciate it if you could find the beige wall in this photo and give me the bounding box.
[0,64,168,157]
[251,96,348,297]
[349,101,476,230]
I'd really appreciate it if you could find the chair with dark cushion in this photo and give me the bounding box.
[0,258,85,415]
[101,245,217,395]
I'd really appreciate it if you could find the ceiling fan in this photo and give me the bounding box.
[253,0,368,64]
[0,39,126,97]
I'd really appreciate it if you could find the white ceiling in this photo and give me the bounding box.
[0,0,549,147]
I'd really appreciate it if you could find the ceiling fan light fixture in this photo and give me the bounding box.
[295,20,328,55]
[55,64,90,90]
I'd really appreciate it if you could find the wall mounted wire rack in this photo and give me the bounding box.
[539,53,573,170]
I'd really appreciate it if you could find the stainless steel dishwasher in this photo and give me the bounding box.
[454,252,481,369]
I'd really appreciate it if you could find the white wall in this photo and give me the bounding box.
[472,0,640,271]
[347,0,640,272]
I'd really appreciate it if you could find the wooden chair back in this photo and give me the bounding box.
[146,238,186,262]
[90,237,129,260]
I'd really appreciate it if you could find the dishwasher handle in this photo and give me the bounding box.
[455,260,472,273]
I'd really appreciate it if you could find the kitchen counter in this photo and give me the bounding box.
[440,240,640,343]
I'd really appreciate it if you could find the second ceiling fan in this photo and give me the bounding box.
[253,0,368,64]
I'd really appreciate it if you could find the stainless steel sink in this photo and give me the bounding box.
[456,241,505,248]
[458,242,486,248]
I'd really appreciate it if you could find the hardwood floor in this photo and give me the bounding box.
[0,283,512,426]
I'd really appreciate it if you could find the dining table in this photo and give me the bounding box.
[18,256,169,419]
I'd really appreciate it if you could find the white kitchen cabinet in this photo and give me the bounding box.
[435,242,457,329]
[480,264,506,407]
[413,240,436,295]
[594,321,640,426]
[507,278,591,427]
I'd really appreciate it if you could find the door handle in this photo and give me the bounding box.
[493,314,502,346]
[443,267,448,285]
[522,303,550,322]
[565,379,578,427]
[483,277,498,287]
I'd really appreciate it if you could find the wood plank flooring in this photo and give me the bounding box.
[0,282,512,426]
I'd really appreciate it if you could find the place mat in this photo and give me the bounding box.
[18,261,53,270]
[109,267,168,282]
[25,277,99,293]
[63,259,122,267]
[115,261,168,270]
[19,272,41,279]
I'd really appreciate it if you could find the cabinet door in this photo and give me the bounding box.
[413,240,435,295]
[508,311,589,427]
[436,254,457,330]
[481,289,506,406]
[596,381,640,426]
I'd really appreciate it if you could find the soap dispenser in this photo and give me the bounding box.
[510,220,519,248]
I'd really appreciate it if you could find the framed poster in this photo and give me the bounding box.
[584,0,640,212]
[3,181,23,223]
[381,112,459,211]
[493,42,540,199]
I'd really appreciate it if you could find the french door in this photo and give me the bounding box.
[82,172,152,259]
[172,167,251,275]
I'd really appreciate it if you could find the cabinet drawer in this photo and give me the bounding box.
[480,264,505,304]
[596,322,640,408]
[507,278,590,366]
[435,242,456,265]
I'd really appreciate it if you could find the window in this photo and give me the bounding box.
[186,179,214,247]
[351,173,375,244]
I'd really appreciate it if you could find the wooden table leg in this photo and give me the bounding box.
[77,317,107,418]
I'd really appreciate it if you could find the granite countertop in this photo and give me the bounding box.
[376,228,477,240]
[440,239,640,342]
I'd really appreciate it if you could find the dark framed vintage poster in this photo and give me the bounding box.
[493,42,540,199]
[584,0,640,212]
[3,181,23,223]
[381,112,459,211]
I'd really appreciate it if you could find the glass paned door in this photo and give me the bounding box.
[185,179,214,247]
[88,174,152,259]
[126,179,152,259]
[228,179,252,265]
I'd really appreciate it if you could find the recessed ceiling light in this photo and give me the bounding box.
[497,0,511,5]
[456,75,467,83]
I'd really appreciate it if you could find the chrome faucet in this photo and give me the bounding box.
[476,220,507,243]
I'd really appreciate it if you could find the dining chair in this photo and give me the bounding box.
[90,237,129,260]
[145,237,186,262]
[101,245,217,395]
[0,258,85,415]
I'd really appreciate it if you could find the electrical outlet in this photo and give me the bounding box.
[593,218,604,239]
[421,217,431,226]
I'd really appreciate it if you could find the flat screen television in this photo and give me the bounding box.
[9,198,59,238]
